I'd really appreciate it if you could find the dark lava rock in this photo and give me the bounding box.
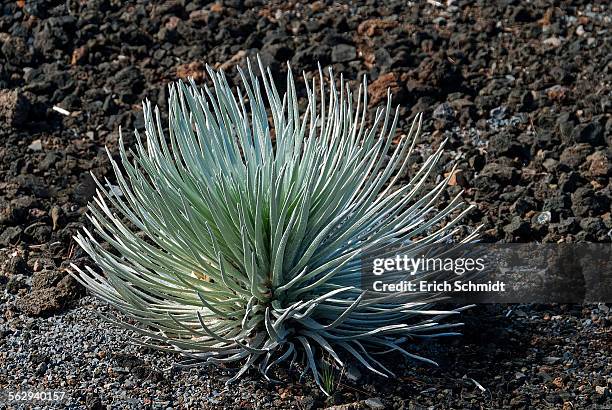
[511,197,538,216]
[571,187,610,217]
[8,196,39,224]
[6,275,28,294]
[331,44,356,63]
[559,143,593,169]
[35,362,48,376]
[0,226,22,245]
[85,393,103,410]
[557,112,577,143]
[33,16,75,57]
[555,217,579,235]
[579,217,607,238]
[474,162,519,194]
[73,173,97,205]
[469,153,486,172]
[132,365,164,381]
[559,172,581,193]
[39,152,61,172]
[432,102,456,129]
[503,216,531,238]
[575,121,604,146]
[543,195,572,220]
[15,175,50,198]
[24,223,53,243]
[113,353,145,369]
[510,7,535,23]
[415,57,463,92]
[112,353,163,380]
[489,132,524,158]
[411,95,436,114]
[292,44,331,67]
[262,43,293,62]
[432,102,454,120]
[7,255,30,276]
[0,35,32,66]
[32,269,65,290]
[108,66,145,104]
[0,89,30,127]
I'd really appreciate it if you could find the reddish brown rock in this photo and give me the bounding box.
[546,85,570,102]
[0,89,30,127]
[586,151,609,177]
[357,19,399,37]
[367,72,403,107]
[175,61,207,82]
[70,45,88,65]
[15,271,83,317]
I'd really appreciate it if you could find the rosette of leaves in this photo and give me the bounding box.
[72,59,477,394]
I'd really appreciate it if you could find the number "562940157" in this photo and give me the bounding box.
[5,390,66,402]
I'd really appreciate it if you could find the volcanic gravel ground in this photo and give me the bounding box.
[0,295,609,409]
[0,0,610,409]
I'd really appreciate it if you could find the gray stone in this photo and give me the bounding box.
[28,139,43,151]
[0,226,22,245]
[365,397,385,410]
[331,44,356,63]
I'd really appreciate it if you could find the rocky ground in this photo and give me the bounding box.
[0,0,610,409]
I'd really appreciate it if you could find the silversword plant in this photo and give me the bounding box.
[72,59,477,394]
